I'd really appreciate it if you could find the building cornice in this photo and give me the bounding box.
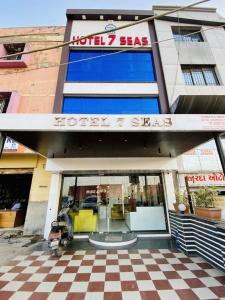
[66,9,154,21]
[153,5,217,13]
[66,7,225,26]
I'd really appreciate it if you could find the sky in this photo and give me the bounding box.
[0,0,224,28]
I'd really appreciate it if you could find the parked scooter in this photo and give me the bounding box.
[48,198,74,256]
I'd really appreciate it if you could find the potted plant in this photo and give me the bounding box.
[173,190,190,214]
[192,186,221,220]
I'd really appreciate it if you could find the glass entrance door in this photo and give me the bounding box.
[61,174,168,234]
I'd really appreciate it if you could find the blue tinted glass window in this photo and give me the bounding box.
[63,97,159,114]
[66,51,156,82]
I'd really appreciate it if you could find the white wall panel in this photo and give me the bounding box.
[46,157,178,172]
[63,82,159,96]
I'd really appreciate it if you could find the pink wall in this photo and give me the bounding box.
[0,26,65,113]
[0,26,65,154]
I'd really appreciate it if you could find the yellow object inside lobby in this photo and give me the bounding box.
[74,210,97,232]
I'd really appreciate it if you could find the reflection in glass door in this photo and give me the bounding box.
[61,174,168,233]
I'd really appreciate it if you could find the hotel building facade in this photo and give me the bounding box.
[0,5,225,240]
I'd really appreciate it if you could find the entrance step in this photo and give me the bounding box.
[89,232,137,247]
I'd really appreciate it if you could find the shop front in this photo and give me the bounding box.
[43,153,180,239]
[178,172,225,218]
[0,141,35,229]
[0,113,224,239]
[0,143,51,233]
[61,173,168,234]
[0,173,33,228]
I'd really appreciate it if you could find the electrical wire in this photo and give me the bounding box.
[0,40,64,43]
[0,34,64,43]
[0,22,224,77]
[0,0,210,60]
[170,8,182,107]
[0,33,64,43]
[0,32,63,38]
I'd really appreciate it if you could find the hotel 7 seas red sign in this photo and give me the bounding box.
[72,35,150,46]
[70,20,151,48]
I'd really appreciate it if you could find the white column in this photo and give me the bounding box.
[162,172,176,234]
[163,171,176,210]
[44,173,62,240]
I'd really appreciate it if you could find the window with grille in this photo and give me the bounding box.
[182,66,219,86]
[3,43,25,60]
[172,27,204,42]
[0,98,8,113]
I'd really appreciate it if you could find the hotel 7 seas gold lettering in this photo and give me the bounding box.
[54,116,173,128]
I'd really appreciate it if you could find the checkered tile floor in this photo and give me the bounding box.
[0,249,225,300]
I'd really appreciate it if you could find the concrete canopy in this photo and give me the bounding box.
[0,113,224,159]
[172,95,225,114]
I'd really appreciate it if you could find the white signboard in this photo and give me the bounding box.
[3,137,18,151]
[70,21,151,48]
[0,114,225,132]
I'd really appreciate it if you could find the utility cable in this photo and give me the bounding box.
[0,32,64,43]
[0,32,63,38]
[0,0,210,60]
[0,40,64,43]
[170,8,182,106]
[0,21,224,77]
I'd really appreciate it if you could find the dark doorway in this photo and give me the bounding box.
[0,174,33,227]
